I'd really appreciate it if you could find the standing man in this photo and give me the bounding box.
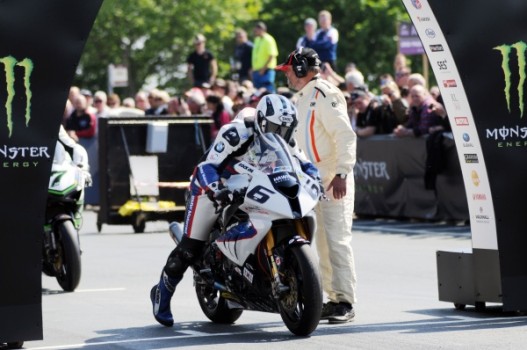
[233,28,253,82]
[187,34,217,88]
[251,21,278,93]
[276,47,357,324]
[296,17,317,49]
[311,10,339,68]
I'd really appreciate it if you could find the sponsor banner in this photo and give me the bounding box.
[354,135,468,221]
[0,0,103,342]
[403,0,527,310]
[400,0,497,250]
[398,22,425,55]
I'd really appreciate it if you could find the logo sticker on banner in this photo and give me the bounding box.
[464,153,479,163]
[425,28,436,38]
[430,44,444,52]
[454,116,469,126]
[494,41,527,116]
[442,79,457,87]
[471,170,480,186]
[0,56,52,168]
[0,56,33,137]
[411,0,423,9]
[462,133,474,147]
[436,59,448,71]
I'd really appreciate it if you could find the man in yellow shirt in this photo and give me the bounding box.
[251,22,278,93]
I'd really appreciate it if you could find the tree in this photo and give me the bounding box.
[260,0,410,90]
[74,0,261,96]
[74,0,415,96]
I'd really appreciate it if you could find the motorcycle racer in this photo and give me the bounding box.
[57,125,92,185]
[150,94,321,327]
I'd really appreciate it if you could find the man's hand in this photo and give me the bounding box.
[83,170,92,187]
[394,124,412,137]
[208,188,233,207]
[327,175,347,200]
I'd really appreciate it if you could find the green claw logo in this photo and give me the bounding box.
[0,56,34,138]
[494,41,527,117]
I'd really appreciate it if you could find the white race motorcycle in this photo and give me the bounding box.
[42,141,90,292]
[171,133,323,336]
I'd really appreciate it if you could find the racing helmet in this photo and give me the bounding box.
[255,94,298,143]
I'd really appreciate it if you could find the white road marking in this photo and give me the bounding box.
[74,288,126,293]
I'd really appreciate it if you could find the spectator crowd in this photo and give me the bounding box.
[64,9,449,145]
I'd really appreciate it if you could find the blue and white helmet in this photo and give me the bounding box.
[255,94,298,143]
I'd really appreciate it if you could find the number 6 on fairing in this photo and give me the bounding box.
[247,185,274,203]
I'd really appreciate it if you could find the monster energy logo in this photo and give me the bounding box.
[494,41,527,117]
[0,56,34,137]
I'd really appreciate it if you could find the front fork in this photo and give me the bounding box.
[44,217,74,275]
[43,228,56,255]
[265,220,310,298]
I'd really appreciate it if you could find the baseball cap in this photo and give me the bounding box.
[275,47,321,72]
[80,89,92,97]
[349,89,368,103]
[194,34,206,44]
[254,21,267,31]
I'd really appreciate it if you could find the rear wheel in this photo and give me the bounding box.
[278,244,322,336]
[195,278,243,324]
[132,214,146,233]
[55,220,82,292]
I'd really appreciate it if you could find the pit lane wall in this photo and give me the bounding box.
[0,0,103,343]
[402,0,527,310]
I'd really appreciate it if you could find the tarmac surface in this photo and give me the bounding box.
[21,211,527,350]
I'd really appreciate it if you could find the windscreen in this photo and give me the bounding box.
[241,133,296,175]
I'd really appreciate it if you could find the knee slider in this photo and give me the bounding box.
[165,252,188,279]
[164,236,205,278]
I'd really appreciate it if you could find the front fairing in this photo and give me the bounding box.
[237,133,320,217]
[217,133,320,266]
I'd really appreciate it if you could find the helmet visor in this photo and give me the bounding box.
[265,122,293,141]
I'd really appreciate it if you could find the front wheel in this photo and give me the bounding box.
[278,244,323,336]
[55,220,82,292]
[195,278,243,324]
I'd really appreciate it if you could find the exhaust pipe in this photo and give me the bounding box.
[169,222,184,244]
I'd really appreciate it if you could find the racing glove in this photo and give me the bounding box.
[206,181,233,207]
[213,188,233,206]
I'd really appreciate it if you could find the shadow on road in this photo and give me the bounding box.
[55,308,527,350]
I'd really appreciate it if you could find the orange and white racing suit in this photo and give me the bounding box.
[294,77,358,305]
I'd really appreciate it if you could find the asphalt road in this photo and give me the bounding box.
[22,211,527,350]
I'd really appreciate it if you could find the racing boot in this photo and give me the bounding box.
[150,270,181,327]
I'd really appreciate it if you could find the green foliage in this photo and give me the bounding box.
[261,0,410,89]
[75,0,414,97]
[75,0,261,96]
